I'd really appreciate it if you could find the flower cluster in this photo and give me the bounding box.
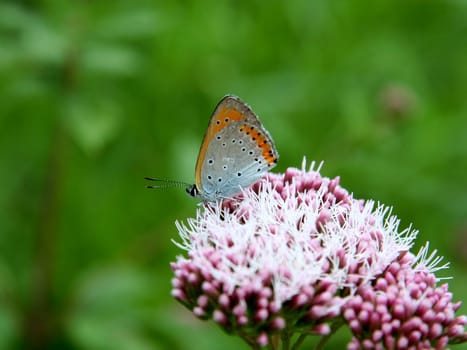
[344,248,467,349]
[170,161,466,349]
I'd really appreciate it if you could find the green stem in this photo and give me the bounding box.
[281,331,291,350]
[314,335,330,350]
[268,334,279,350]
[22,15,80,349]
[241,334,261,350]
[313,320,344,350]
[24,127,63,349]
[291,333,308,350]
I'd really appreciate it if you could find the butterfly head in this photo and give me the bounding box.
[186,184,200,198]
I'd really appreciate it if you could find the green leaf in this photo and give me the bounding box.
[64,96,122,156]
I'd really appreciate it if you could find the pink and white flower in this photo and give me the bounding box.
[170,160,466,349]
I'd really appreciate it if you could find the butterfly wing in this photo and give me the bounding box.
[195,96,278,201]
[195,95,253,189]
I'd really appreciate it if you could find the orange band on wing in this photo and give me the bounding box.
[239,125,277,165]
[211,106,246,134]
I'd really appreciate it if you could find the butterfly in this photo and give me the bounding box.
[146,95,279,202]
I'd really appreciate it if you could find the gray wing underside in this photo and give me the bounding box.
[199,121,276,201]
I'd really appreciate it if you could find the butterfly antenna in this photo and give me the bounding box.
[144,177,190,189]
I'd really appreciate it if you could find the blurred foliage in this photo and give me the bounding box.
[0,0,466,349]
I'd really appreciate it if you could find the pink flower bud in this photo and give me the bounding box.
[257,333,268,346]
[271,317,286,330]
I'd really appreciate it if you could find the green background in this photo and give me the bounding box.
[0,0,466,349]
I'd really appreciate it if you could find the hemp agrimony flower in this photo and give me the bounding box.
[171,161,466,349]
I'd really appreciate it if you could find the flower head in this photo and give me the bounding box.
[170,161,466,349]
